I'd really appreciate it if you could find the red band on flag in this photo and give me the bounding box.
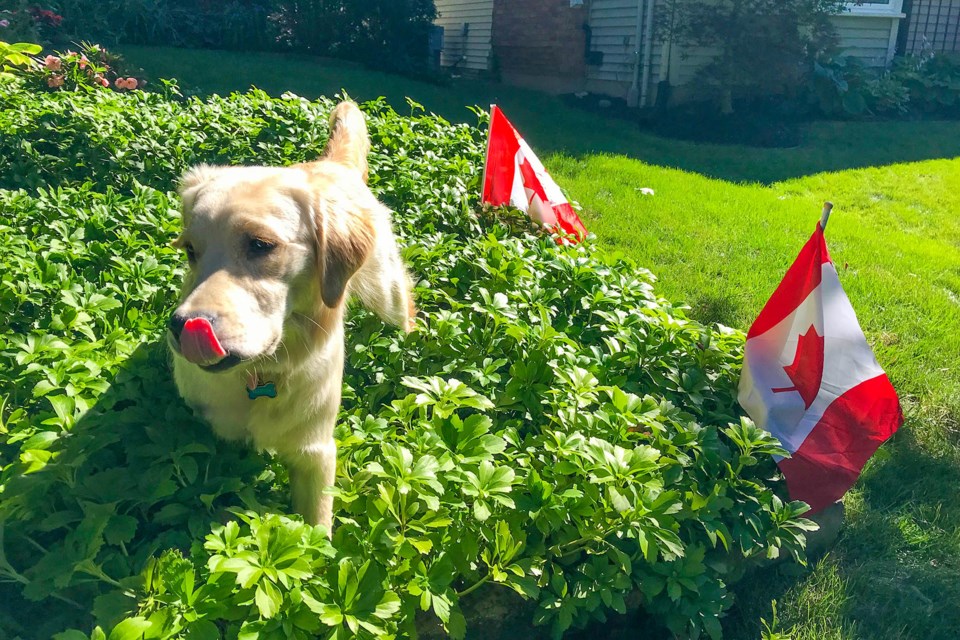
[482,106,521,206]
[777,374,903,513]
[552,202,588,241]
[747,224,832,339]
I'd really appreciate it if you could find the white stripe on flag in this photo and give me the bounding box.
[740,262,885,454]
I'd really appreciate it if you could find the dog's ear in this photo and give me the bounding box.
[322,102,370,183]
[178,164,221,216]
[317,198,375,308]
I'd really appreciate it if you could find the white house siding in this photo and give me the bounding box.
[832,11,904,66]
[584,0,663,98]
[433,0,494,72]
[587,1,904,101]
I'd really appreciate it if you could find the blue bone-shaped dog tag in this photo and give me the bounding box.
[247,382,277,400]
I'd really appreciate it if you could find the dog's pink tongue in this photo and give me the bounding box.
[180,317,227,366]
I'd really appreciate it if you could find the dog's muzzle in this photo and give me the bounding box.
[169,314,238,370]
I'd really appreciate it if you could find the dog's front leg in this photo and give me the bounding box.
[287,439,337,532]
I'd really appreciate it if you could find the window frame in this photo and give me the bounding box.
[843,0,906,18]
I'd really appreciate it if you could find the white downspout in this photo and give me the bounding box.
[626,0,647,106]
[638,0,656,108]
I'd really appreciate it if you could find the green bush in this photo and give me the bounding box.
[656,0,844,114]
[809,53,960,118]
[42,0,437,72]
[274,0,437,72]
[46,0,280,51]
[0,2,63,45]
[0,81,814,639]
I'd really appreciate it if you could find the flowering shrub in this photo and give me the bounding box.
[0,84,815,639]
[21,41,144,92]
[28,6,62,29]
[42,0,438,74]
[0,2,63,44]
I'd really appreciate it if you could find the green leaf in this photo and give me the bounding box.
[703,613,723,640]
[447,608,467,640]
[184,620,221,640]
[319,604,344,627]
[473,500,492,521]
[607,487,632,513]
[255,581,282,619]
[9,43,43,54]
[107,617,151,640]
[374,591,401,619]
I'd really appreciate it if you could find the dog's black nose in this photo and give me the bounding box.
[168,313,187,340]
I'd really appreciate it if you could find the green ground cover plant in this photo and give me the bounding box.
[0,82,815,639]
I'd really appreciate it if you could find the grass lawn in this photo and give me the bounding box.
[123,46,960,639]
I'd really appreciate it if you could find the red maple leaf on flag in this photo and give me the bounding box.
[772,325,824,409]
[518,157,548,205]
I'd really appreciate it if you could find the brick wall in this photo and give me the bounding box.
[491,0,587,79]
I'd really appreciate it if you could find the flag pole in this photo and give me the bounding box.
[480,104,496,203]
[820,202,833,232]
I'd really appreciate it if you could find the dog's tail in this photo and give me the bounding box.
[323,102,370,183]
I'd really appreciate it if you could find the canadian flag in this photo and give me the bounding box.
[481,105,586,243]
[738,219,903,513]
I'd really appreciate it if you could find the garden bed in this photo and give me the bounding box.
[0,80,814,639]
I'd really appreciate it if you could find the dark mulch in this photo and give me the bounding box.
[561,92,808,149]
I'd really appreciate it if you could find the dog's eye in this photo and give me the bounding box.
[248,238,276,257]
[183,243,196,263]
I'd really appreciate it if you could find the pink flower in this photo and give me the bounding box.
[96,75,109,87]
[47,75,64,88]
[126,77,138,90]
[44,55,61,71]
[0,19,10,28]
[78,56,89,70]
[114,77,127,90]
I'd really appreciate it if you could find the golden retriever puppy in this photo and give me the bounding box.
[168,102,415,529]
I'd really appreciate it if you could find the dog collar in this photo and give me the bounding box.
[246,371,277,400]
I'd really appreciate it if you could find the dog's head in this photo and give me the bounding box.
[168,102,374,372]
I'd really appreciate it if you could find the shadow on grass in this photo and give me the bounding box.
[120,46,960,184]
[686,291,745,329]
[0,342,284,639]
[727,420,960,640]
[839,422,960,638]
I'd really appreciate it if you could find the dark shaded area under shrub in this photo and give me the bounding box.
[561,93,805,149]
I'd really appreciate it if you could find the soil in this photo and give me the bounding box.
[416,584,671,640]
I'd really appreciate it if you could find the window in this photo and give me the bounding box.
[845,0,906,17]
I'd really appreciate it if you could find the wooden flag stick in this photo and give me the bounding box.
[820,202,834,231]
